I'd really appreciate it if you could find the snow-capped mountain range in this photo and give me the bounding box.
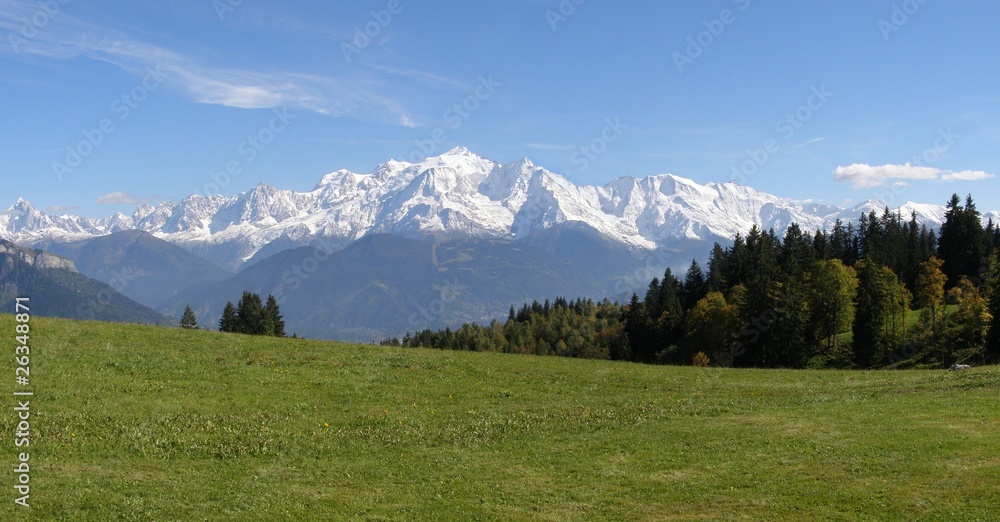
[1,146,996,270]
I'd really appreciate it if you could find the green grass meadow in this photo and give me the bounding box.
[2,315,998,520]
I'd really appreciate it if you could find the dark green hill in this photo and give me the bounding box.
[40,230,232,308]
[165,234,614,341]
[0,240,167,324]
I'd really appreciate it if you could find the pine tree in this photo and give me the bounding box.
[706,242,727,291]
[724,233,747,287]
[236,291,266,335]
[780,223,815,277]
[265,294,286,337]
[901,212,925,291]
[830,219,854,264]
[735,225,781,367]
[219,302,238,332]
[650,269,685,362]
[766,280,812,368]
[624,294,653,362]
[938,194,985,286]
[180,305,198,329]
[682,260,708,309]
[813,230,831,261]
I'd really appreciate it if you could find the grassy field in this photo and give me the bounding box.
[1,315,998,521]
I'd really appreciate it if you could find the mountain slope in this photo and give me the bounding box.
[38,230,232,309]
[162,234,614,341]
[0,240,168,324]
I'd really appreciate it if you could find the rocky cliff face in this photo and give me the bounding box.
[0,241,77,272]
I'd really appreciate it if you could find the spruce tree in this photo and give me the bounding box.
[938,194,984,286]
[180,305,198,329]
[779,223,815,277]
[853,261,884,368]
[647,269,684,361]
[219,302,238,332]
[236,291,266,335]
[766,280,812,368]
[735,225,780,367]
[624,294,653,362]
[682,260,708,310]
[706,242,727,292]
[813,230,831,261]
[265,294,285,337]
[830,219,853,264]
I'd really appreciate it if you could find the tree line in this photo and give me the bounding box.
[177,291,289,337]
[383,193,1000,369]
[219,291,286,337]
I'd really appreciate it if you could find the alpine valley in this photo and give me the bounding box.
[2,147,997,340]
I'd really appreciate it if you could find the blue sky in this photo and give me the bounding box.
[1,0,998,218]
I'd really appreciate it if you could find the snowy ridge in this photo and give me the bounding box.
[1,147,997,269]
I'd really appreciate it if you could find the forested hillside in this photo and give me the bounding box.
[386,194,1000,369]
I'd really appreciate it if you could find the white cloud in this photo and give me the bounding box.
[834,163,939,188]
[834,163,994,189]
[46,205,79,214]
[941,170,994,182]
[96,192,156,205]
[96,192,138,205]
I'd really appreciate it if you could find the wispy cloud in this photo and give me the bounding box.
[46,205,79,214]
[834,163,994,189]
[0,1,445,127]
[96,192,156,205]
[797,137,826,148]
[364,64,468,90]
